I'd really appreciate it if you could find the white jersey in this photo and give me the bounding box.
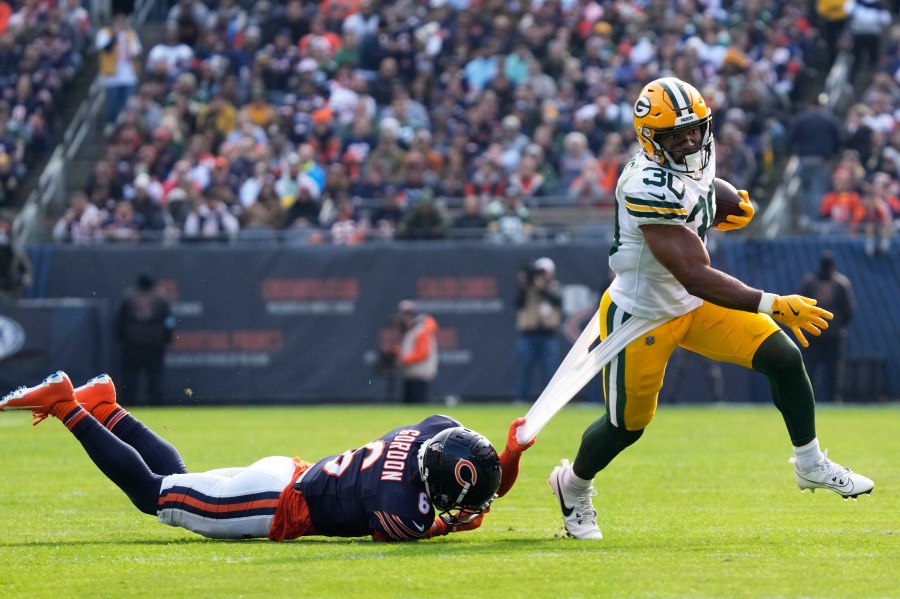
[607,150,716,319]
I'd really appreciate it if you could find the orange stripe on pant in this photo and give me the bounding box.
[160,492,279,514]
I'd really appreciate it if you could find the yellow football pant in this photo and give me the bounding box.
[599,289,781,430]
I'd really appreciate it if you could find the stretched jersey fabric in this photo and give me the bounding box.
[297,414,461,541]
[608,150,716,319]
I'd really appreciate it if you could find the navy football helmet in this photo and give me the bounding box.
[417,427,502,518]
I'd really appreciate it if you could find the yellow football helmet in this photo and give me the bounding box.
[632,77,713,178]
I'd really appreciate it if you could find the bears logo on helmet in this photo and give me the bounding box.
[454,459,477,487]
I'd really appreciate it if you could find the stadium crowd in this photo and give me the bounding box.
[8,0,898,246]
[0,0,91,206]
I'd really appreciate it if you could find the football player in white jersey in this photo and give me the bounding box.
[548,77,874,540]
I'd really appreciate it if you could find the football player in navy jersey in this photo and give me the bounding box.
[1,371,534,542]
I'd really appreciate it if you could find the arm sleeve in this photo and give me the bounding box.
[370,511,431,542]
[423,517,450,539]
[496,447,523,498]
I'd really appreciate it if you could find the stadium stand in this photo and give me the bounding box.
[12,0,870,245]
[0,0,91,207]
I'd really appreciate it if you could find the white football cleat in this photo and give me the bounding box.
[790,450,874,499]
[548,459,602,539]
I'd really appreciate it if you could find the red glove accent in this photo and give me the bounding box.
[449,512,485,532]
[506,417,535,457]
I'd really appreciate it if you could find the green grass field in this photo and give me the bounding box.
[1,403,897,598]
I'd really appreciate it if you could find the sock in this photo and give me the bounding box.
[793,437,825,471]
[106,414,188,476]
[50,400,89,430]
[91,402,128,431]
[562,464,593,493]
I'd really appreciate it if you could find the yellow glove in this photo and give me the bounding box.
[759,293,833,348]
[714,190,755,231]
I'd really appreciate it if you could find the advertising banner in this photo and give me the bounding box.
[22,237,897,404]
[32,243,610,403]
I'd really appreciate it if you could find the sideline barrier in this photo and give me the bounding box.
[9,237,897,404]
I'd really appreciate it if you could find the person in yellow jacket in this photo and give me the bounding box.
[816,0,852,70]
[95,10,142,128]
[395,300,439,404]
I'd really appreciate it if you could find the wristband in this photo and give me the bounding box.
[757,292,776,315]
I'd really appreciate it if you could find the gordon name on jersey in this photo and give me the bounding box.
[608,150,716,320]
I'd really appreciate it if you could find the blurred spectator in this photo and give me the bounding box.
[508,149,546,199]
[102,200,144,243]
[115,272,174,405]
[307,107,342,163]
[452,194,489,238]
[63,0,93,49]
[410,129,442,174]
[851,177,894,256]
[146,24,193,84]
[558,131,594,193]
[843,103,878,169]
[182,194,240,240]
[367,124,405,183]
[52,191,103,244]
[243,179,286,230]
[800,251,856,403]
[788,95,843,230]
[278,0,311,43]
[487,186,533,243]
[819,167,861,226]
[396,151,438,203]
[464,41,500,92]
[395,299,438,404]
[716,123,758,192]
[567,132,626,206]
[343,0,378,41]
[0,210,31,300]
[166,0,208,46]
[326,196,366,245]
[96,10,142,130]
[397,194,448,240]
[849,0,891,86]
[258,29,299,100]
[242,85,278,129]
[498,115,531,173]
[816,0,852,71]
[467,150,508,201]
[368,188,405,240]
[283,176,322,228]
[296,143,326,194]
[514,257,562,405]
[130,173,168,234]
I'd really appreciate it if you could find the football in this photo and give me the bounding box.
[712,178,744,227]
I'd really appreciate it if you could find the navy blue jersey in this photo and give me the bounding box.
[297,414,461,540]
